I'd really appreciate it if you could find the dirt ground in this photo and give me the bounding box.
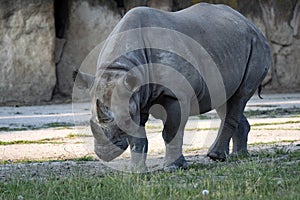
[0,93,299,173]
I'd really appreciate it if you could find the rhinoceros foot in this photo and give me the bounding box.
[163,155,188,172]
[207,151,227,162]
[129,162,148,173]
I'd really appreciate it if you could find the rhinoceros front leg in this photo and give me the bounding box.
[127,130,148,172]
[207,97,247,161]
[161,98,189,172]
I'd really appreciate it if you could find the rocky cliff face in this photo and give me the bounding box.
[239,0,300,91]
[55,0,120,96]
[0,0,56,105]
[0,0,299,105]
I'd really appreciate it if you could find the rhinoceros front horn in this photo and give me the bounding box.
[96,99,114,123]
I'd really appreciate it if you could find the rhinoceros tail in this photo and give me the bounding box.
[258,84,263,99]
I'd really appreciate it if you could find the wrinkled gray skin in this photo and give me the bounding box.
[75,3,270,172]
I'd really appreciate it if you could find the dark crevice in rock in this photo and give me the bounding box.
[114,0,126,17]
[52,0,70,100]
[270,41,292,48]
[54,0,69,39]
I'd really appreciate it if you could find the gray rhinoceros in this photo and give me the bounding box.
[74,3,270,171]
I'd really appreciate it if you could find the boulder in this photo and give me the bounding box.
[147,0,173,11]
[56,0,121,96]
[0,0,56,105]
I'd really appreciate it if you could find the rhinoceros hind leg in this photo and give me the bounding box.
[207,96,248,161]
[231,114,250,155]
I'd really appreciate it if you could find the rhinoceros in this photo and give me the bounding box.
[74,3,270,171]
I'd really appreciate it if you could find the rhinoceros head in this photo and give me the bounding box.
[90,98,129,162]
[75,69,142,161]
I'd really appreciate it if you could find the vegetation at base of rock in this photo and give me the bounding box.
[0,127,28,132]
[0,122,75,132]
[1,147,299,200]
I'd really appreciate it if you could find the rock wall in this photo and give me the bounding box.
[55,0,120,96]
[123,0,173,11]
[0,0,56,105]
[238,0,300,92]
[0,0,299,105]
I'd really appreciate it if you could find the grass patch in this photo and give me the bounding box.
[66,133,92,138]
[0,127,28,132]
[0,138,64,145]
[1,149,299,200]
[197,114,216,119]
[145,124,162,129]
[247,104,277,108]
[253,127,300,131]
[251,120,300,127]
[0,134,90,146]
[0,122,75,132]
[194,107,300,120]
[42,122,75,128]
[249,140,299,146]
[245,107,300,118]
[185,127,218,131]
[184,147,206,153]
[71,155,96,162]
[0,156,96,164]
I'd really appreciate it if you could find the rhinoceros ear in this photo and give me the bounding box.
[124,74,140,92]
[73,70,95,89]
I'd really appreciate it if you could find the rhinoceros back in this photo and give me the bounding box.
[100,3,270,104]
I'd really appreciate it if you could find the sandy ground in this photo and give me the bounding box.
[0,93,299,172]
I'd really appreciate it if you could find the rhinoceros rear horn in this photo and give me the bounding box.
[96,99,114,123]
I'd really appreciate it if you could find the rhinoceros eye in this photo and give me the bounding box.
[124,74,139,92]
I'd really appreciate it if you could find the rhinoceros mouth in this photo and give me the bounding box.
[94,141,129,162]
[90,114,129,161]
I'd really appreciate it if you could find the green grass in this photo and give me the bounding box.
[0,134,91,146]
[66,133,92,138]
[251,120,300,127]
[71,155,96,162]
[244,107,300,118]
[43,122,75,128]
[193,107,300,120]
[249,140,299,146]
[145,124,162,129]
[1,149,299,199]
[0,138,64,145]
[0,127,28,132]
[185,127,218,131]
[0,155,97,164]
[0,122,75,132]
